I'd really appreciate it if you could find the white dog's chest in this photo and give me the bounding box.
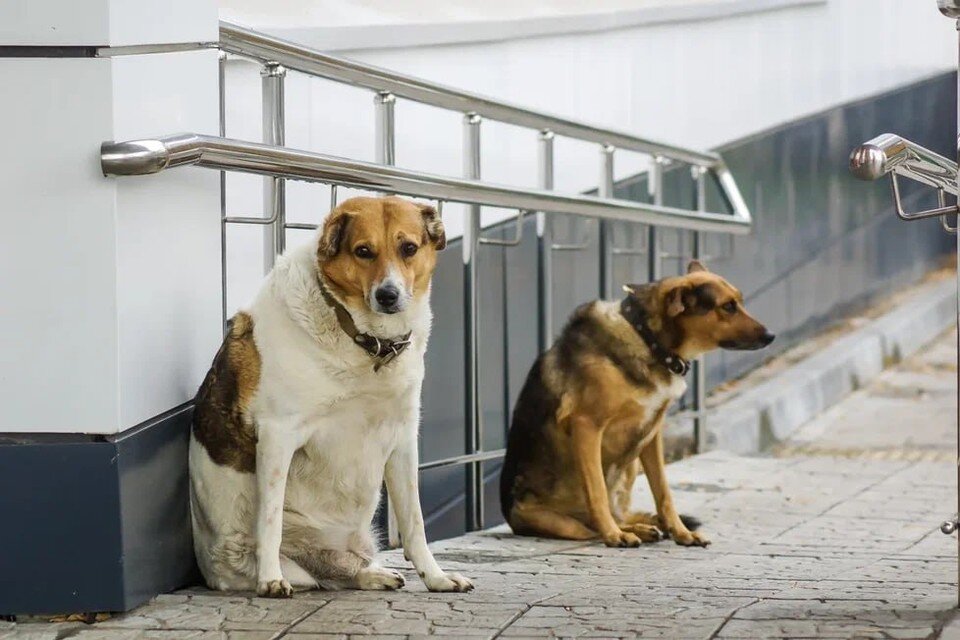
[278,376,416,519]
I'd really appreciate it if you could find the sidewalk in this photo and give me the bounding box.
[4,331,958,639]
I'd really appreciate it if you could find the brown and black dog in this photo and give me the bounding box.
[499,261,773,547]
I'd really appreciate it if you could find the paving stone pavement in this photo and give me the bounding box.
[4,331,958,639]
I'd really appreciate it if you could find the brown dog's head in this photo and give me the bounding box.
[626,261,774,360]
[317,196,446,315]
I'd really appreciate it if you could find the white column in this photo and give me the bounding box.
[0,0,221,434]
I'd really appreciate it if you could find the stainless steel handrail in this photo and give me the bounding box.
[850,133,958,195]
[111,21,756,536]
[218,21,750,224]
[100,134,752,234]
[849,133,959,226]
[221,22,719,167]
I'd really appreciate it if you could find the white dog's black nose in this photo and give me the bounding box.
[375,284,400,311]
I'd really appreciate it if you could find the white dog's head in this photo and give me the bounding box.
[316,196,446,315]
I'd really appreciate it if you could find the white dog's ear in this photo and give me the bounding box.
[317,210,352,258]
[419,203,446,250]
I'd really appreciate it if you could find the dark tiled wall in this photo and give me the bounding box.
[418,72,957,540]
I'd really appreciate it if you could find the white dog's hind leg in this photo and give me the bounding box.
[282,522,403,591]
[280,555,318,590]
[386,430,473,593]
[255,428,298,598]
[354,564,406,591]
[288,548,403,591]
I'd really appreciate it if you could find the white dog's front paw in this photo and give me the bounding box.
[357,567,406,591]
[423,571,474,592]
[257,578,293,598]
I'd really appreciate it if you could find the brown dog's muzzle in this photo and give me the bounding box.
[720,329,776,351]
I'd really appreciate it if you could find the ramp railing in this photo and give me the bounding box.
[101,21,753,537]
[851,0,960,603]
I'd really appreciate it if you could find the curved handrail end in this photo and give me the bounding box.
[849,143,888,181]
[101,139,170,176]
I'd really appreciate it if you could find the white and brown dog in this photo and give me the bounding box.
[189,196,472,597]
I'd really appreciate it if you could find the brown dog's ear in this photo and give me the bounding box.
[666,286,687,317]
[420,204,446,250]
[317,210,352,259]
[687,260,708,274]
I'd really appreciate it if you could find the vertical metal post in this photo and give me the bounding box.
[598,145,615,299]
[375,92,396,166]
[537,130,555,352]
[463,112,484,532]
[954,16,960,607]
[261,62,286,274]
[930,6,958,603]
[648,156,665,281]
[691,166,707,452]
[219,51,228,335]
[375,91,401,547]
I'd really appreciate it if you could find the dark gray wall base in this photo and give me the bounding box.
[0,406,197,615]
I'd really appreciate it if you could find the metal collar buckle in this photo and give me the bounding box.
[372,336,412,371]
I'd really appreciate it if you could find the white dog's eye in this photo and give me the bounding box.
[401,242,419,258]
[354,245,374,259]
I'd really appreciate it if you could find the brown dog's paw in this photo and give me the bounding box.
[257,578,293,598]
[621,523,664,542]
[671,529,711,547]
[602,530,641,548]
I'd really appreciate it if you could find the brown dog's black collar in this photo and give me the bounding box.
[620,298,690,377]
[318,279,412,372]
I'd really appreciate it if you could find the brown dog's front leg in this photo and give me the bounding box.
[639,427,710,547]
[570,415,640,548]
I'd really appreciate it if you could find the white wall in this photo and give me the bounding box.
[221,0,957,312]
[0,1,221,434]
[0,0,954,434]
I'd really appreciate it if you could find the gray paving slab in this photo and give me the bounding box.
[5,330,959,639]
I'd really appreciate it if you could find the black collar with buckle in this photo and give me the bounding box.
[318,279,412,372]
[619,298,690,377]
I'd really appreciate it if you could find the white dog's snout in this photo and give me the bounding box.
[369,271,411,314]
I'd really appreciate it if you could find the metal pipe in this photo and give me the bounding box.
[219,51,228,335]
[374,90,400,547]
[419,449,506,471]
[261,62,286,274]
[463,113,483,532]
[537,130,555,352]
[691,166,707,453]
[951,9,960,606]
[478,209,525,247]
[649,157,665,281]
[939,1,960,19]
[599,145,615,299]
[100,134,753,234]
[219,21,722,169]
[849,133,958,195]
[96,41,217,58]
[374,91,396,166]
